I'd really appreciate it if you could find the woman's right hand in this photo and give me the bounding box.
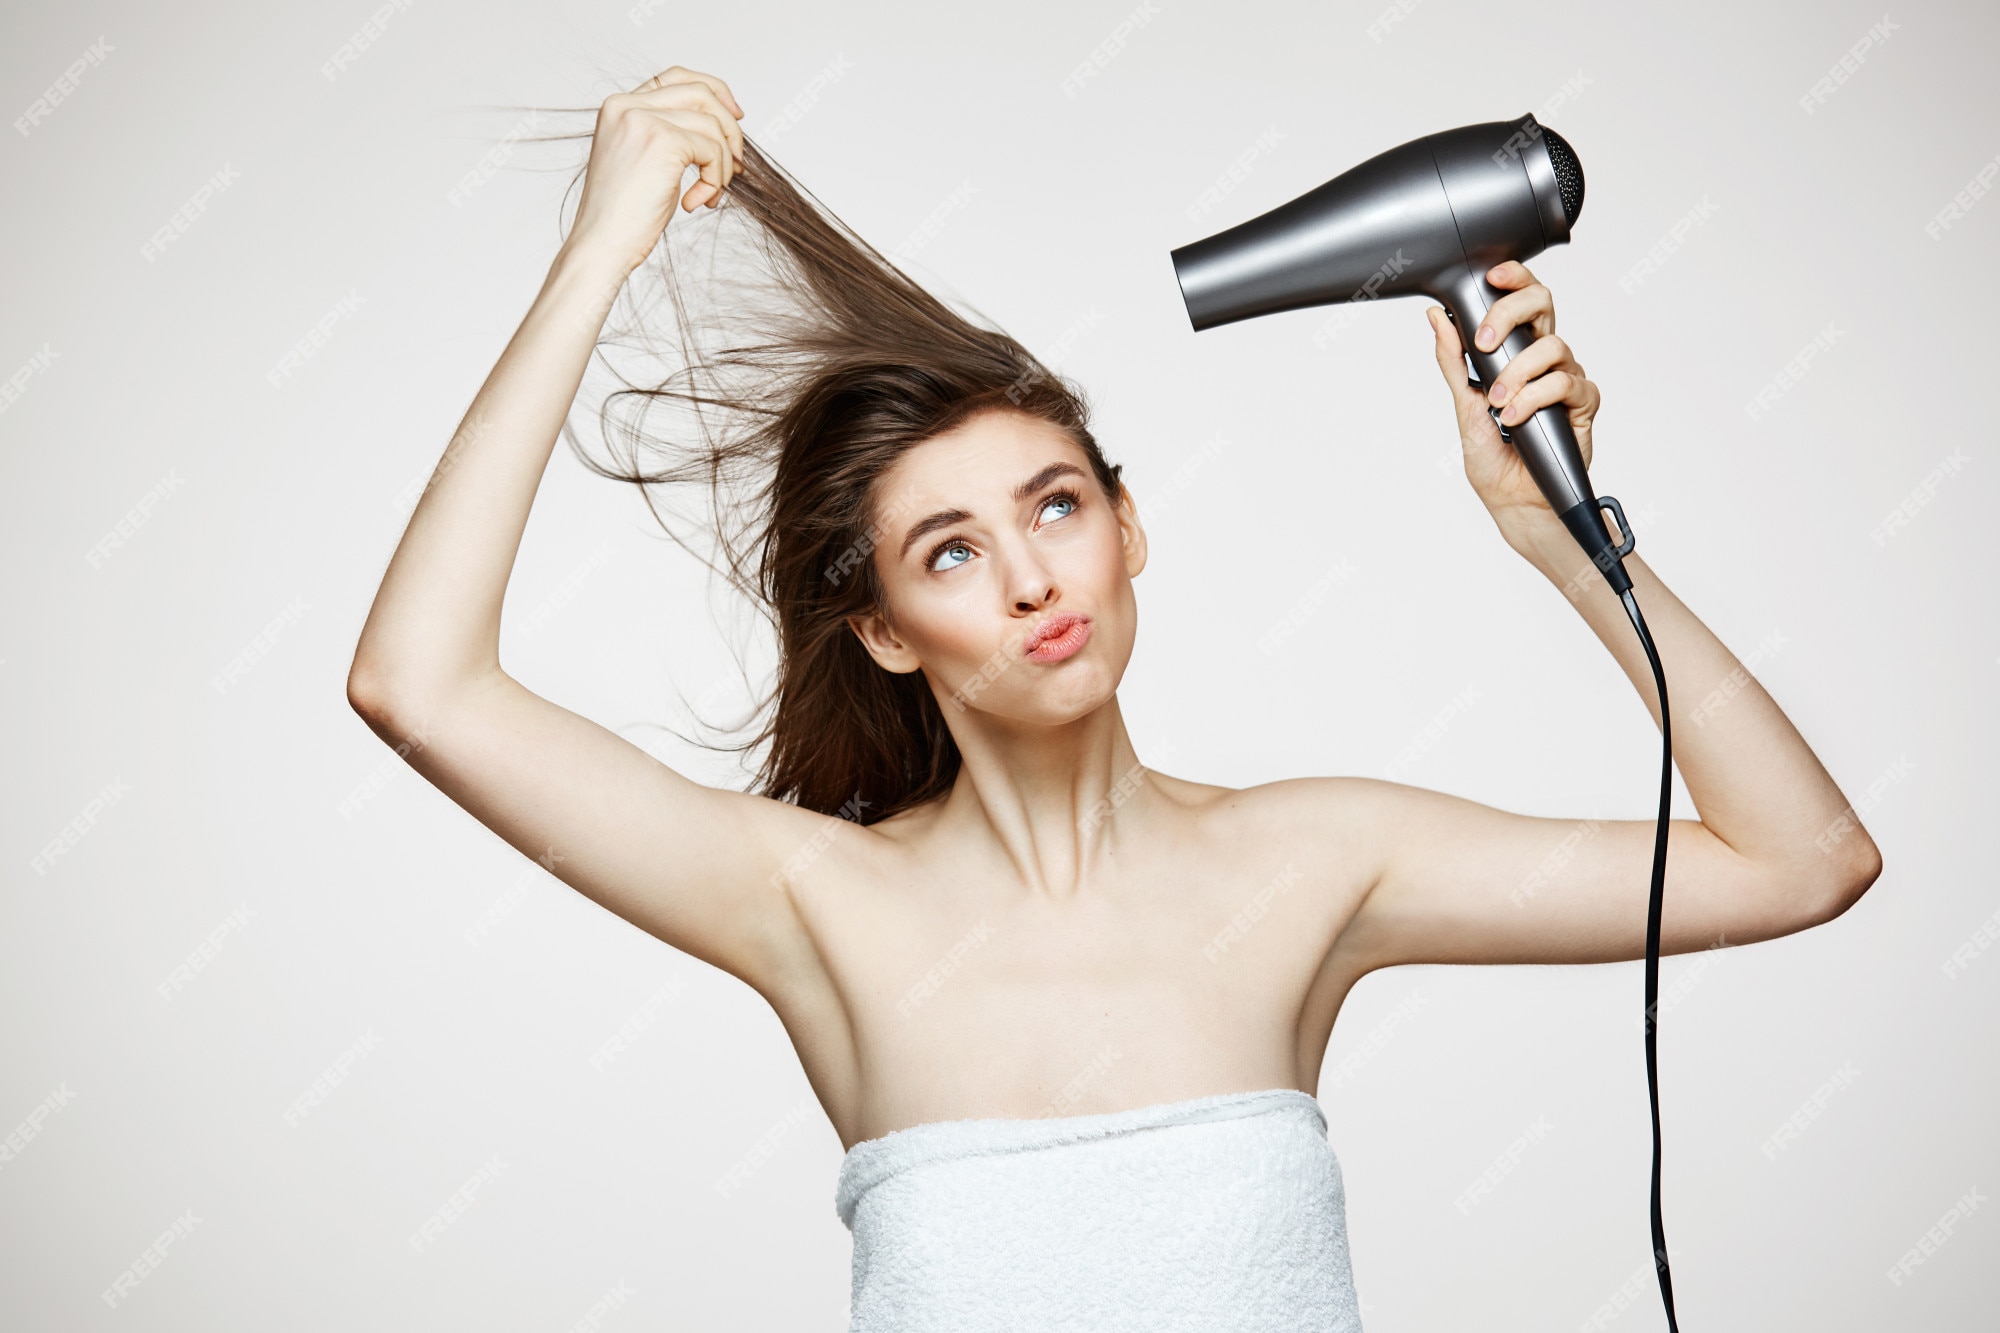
[565,65,746,276]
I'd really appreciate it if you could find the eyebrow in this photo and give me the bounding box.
[896,461,1090,562]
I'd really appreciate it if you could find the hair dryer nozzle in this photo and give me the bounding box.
[1540,124,1585,227]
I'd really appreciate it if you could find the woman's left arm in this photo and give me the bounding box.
[1322,262,1881,972]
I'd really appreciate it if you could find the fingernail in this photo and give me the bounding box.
[1476,326,1495,350]
[1489,381,1509,404]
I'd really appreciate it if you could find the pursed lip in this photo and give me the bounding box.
[1024,612,1091,655]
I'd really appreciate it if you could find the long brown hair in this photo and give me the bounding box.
[529,114,1124,826]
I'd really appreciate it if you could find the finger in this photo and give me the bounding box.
[1493,366,1594,428]
[629,79,744,172]
[1485,260,1537,291]
[1470,281,1555,353]
[1426,307,1489,416]
[649,110,729,208]
[640,65,745,121]
[1484,334,1580,409]
[665,106,736,194]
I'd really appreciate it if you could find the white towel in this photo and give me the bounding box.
[835,1087,1363,1331]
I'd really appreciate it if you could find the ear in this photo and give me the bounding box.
[1115,482,1148,579]
[846,608,924,675]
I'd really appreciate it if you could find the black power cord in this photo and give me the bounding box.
[1616,578,1679,1333]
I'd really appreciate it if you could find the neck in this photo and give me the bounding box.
[933,694,1166,900]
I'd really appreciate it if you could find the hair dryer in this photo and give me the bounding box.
[1170,113,1634,595]
[1173,118,1690,1332]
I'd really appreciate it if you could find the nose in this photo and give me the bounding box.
[1004,542,1060,615]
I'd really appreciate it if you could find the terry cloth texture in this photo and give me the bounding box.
[834,1086,1362,1331]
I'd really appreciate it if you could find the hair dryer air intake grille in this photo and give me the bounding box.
[1542,126,1585,226]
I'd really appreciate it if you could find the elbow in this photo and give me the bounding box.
[346,653,399,726]
[346,653,439,740]
[1799,836,1884,929]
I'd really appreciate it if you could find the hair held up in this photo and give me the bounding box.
[545,126,1124,827]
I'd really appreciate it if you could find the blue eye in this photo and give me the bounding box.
[924,488,1083,573]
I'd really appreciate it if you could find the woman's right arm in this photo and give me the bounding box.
[345,67,847,993]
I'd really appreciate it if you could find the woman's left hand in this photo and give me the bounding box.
[1426,261,1602,549]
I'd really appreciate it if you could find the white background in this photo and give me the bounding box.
[4,0,1995,1328]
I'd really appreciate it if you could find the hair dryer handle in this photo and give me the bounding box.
[1438,270,1633,594]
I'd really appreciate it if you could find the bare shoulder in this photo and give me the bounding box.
[1155,770,1395,860]
[1146,770,1399,925]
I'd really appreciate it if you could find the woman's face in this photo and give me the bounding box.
[848,408,1146,726]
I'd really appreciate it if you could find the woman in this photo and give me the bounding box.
[347,65,1882,1331]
